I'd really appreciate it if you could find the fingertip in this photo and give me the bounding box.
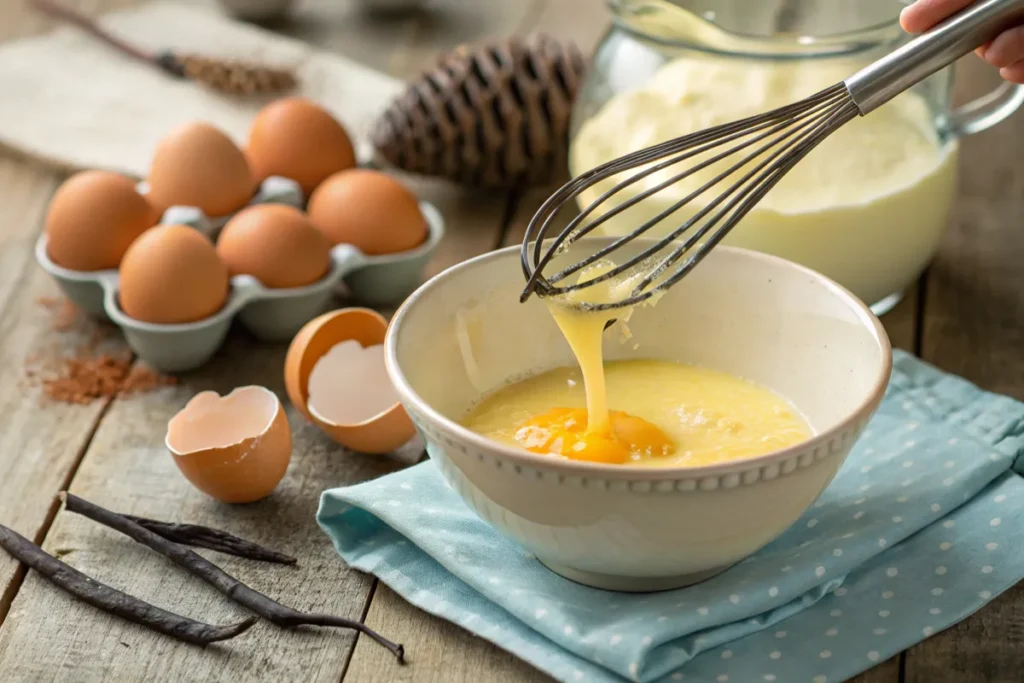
[901,0,979,34]
[985,27,1024,68]
[899,2,931,34]
[998,61,1024,84]
[899,6,920,33]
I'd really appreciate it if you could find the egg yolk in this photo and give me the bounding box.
[513,408,675,464]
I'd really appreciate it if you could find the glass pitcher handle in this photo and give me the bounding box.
[947,80,1024,136]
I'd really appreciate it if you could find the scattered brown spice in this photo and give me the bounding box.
[26,296,178,404]
[35,295,80,331]
[26,352,178,404]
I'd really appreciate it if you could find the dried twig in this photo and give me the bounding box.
[0,523,255,646]
[62,493,405,663]
[30,0,297,96]
[122,514,297,565]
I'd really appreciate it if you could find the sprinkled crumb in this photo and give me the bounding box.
[35,296,80,331]
[25,351,177,404]
[23,297,177,404]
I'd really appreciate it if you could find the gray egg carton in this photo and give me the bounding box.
[36,175,444,373]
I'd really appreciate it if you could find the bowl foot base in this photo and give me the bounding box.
[537,557,729,593]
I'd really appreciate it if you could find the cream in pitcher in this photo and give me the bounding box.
[570,54,959,307]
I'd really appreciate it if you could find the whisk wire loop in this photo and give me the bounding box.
[519,84,850,301]
[634,98,860,288]
[543,90,853,293]
[633,101,861,302]
[519,83,854,309]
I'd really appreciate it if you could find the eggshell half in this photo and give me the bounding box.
[166,385,291,503]
[284,308,415,454]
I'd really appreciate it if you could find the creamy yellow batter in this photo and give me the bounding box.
[463,360,811,467]
[463,260,811,466]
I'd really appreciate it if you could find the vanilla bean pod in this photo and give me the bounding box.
[122,514,297,565]
[0,523,255,645]
[62,493,405,663]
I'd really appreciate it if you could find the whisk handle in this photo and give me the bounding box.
[846,0,1024,114]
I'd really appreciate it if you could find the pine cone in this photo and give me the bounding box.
[371,34,587,188]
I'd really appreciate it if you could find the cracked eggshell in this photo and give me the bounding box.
[284,308,415,454]
[166,385,291,503]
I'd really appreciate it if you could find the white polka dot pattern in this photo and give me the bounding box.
[317,351,1024,683]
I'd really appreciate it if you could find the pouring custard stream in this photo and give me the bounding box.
[527,261,671,464]
[463,261,813,466]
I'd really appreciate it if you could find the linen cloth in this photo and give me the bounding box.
[0,2,402,177]
[319,351,1024,683]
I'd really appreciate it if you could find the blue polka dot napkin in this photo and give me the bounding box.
[318,351,1024,683]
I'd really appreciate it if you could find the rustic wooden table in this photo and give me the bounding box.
[0,1,1021,681]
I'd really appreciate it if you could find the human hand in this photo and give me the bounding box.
[901,0,1024,83]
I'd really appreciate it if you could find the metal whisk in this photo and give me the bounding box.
[521,0,1024,311]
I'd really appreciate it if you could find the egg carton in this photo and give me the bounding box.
[35,175,445,373]
[137,175,304,239]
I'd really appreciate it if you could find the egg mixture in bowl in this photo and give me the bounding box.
[459,261,812,471]
[463,360,812,468]
[386,239,891,591]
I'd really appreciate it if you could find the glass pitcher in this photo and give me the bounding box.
[569,0,1024,313]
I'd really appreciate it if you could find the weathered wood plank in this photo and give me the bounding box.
[880,288,920,355]
[0,260,127,622]
[0,336,400,681]
[349,585,551,683]
[0,0,141,620]
[407,178,512,281]
[906,583,1024,683]
[904,57,1024,683]
[0,1,512,679]
[853,657,902,683]
[0,159,61,316]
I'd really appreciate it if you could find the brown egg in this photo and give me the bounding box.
[119,224,229,324]
[246,98,356,195]
[166,386,291,503]
[45,170,157,271]
[147,122,254,217]
[216,204,331,288]
[307,169,428,255]
[284,308,415,454]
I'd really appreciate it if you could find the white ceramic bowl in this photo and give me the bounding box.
[385,239,892,592]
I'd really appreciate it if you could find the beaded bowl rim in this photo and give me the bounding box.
[385,241,893,481]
